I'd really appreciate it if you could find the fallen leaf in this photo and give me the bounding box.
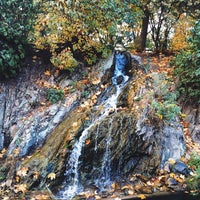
[14,148,19,156]
[14,184,27,193]
[15,176,20,183]
[168,158,176,165]
[33,171,39,179]
[44,70,51,76]
[137,194,146,199]
[35,194,50,200]
[2,197,9,200]
[85,139,91,145]
[47,172,56,180]
[16,167,29,177]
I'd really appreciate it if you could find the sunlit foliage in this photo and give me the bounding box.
[170,14,193,51]
[172,20,200,104]
[28,0,137,70]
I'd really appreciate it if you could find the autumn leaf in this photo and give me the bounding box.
[14,184,27,193]
[44,70,51,76]
[137,194,146,199]
[34,194,50,200]
[16,167,29,177]
[33,171,40,179]
[85,139,91,145]
[80,79,90,84]
[168,158,176,165]
[2,197,9,200]
[47,172,56,180]
[91,78,100,85]
[170,173,175,178]
[15,176,20,183]
[14,148,20,156]
[72,122,78,128]
[1,148,6,154]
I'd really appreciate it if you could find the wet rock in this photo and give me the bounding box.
[172,161,189,175]
[99,191,110,198]
[182,105,200,144]
[166,178,178,186]
[116,75,124,85]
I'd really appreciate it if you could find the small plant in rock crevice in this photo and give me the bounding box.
[151,99,181,122]
[47,88,64,104]
[150,73,181,122]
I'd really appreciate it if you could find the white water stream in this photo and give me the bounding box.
[58,59,129,199]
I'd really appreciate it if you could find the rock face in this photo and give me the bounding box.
[182,105,200,144]
[0,53,188,197]
[0,56,113,157]
[0,62,79,156]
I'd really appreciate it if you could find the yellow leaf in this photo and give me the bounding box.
[35,194,50,200]
[47,172,56,180]
[44,70,51,76]
[15,184,27,193]
[14,148,19,156]
[15,176,20,183]
[33,171,39,179]
[170,173,175,178]
[1,148,6,154]
[137,194,146,199]
[168,158,176,165]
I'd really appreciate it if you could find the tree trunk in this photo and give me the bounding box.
[138,8,150,52]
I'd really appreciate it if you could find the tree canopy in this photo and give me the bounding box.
[0,0,199,86]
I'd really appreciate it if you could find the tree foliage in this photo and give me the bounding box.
[28,0,138,70]
[172,20,200,104]
[0,0,36,78]
[135,0,200,52]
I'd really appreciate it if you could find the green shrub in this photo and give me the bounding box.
[47,88,64,104]
[0,43,25,78]
[186,154,200,192]
[150,73,181,122]
[172,20,200,104]
[188,154,200,171]
[0,0,35,78]
[151,99,181,122]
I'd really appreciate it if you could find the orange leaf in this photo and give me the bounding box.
[44,70,51,76]
[85,139,91,145]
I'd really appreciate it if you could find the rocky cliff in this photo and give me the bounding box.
[0,54,199,199]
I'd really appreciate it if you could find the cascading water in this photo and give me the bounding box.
[57,52,130,199]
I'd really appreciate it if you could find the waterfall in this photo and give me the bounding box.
[94,118,113,190]
[57,55,130,199]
